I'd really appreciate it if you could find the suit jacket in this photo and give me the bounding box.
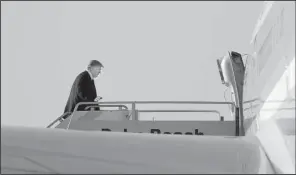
[64,71,97,113]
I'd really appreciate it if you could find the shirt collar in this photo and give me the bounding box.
[86,69,94,80]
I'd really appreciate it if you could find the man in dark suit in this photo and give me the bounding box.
[61,60,104,120]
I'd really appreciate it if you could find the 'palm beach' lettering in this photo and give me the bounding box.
[101,128,204,135]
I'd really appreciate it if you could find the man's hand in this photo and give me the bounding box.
[94,96,103,102]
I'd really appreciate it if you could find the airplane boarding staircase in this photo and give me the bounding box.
[47,101,241,136]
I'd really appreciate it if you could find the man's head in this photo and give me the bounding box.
[87,60,104,78]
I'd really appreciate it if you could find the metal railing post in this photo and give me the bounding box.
[235,107,240,136]
[132,102,136,121]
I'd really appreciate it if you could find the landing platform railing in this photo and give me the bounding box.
[47,101,235,129]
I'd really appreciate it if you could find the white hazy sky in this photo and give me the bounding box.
[1,1,263,127]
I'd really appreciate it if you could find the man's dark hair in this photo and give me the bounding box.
[88,60,104,68]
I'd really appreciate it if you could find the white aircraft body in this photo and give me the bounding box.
[1,1,295,174]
